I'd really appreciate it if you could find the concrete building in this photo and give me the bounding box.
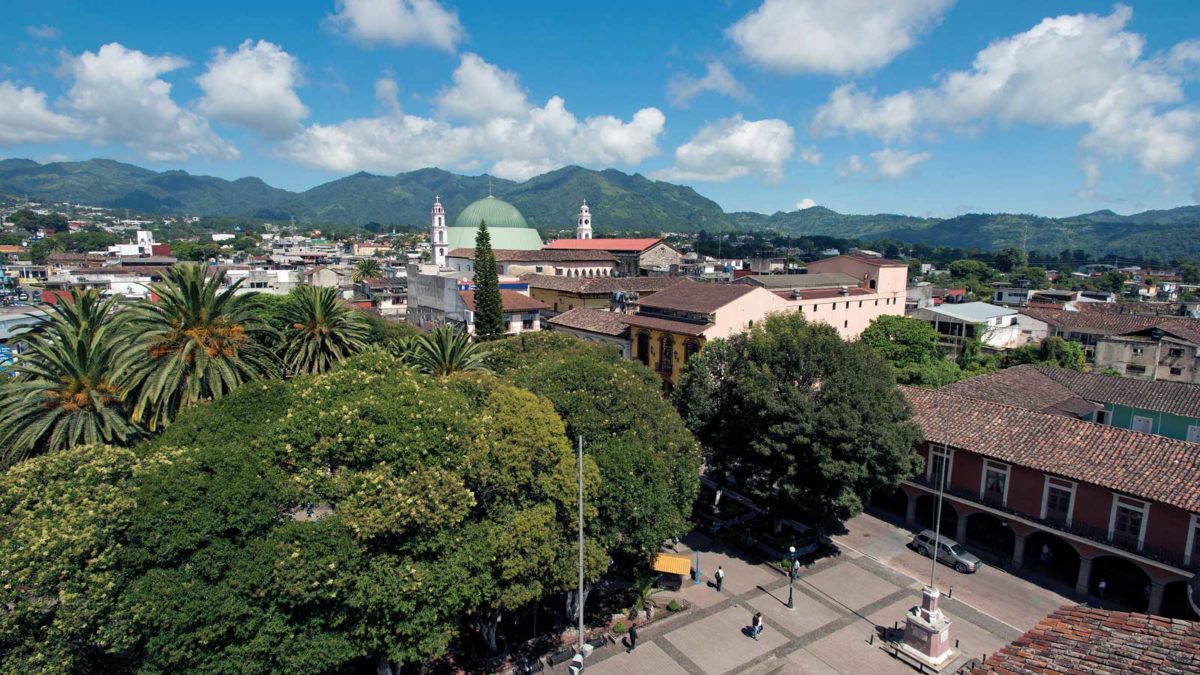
[911,302,1032,350]
[1020,305,1200,362]
[1095,325,1200,384]
[457,290,547,336]
[893,385,1200,618]
[622,280,790,387]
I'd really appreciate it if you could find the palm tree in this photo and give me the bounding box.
[122,263,277,431]
[391,326,489,377]
[353,258,382,283]
[0,289,138,465]
[281,285,371,375]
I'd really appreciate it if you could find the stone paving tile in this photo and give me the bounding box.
[800,562,904,613]
[583,641,692,675]
[663,605,789,675]
[745,590,841,639]
[797,623,915,675]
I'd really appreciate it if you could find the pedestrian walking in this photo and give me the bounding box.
[791,558,801,579]
[715,565,725,592]
[627,623,639,652]
[751,612,763,641]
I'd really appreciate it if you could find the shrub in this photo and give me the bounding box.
[612,621,627,634]
[667,599,682,612]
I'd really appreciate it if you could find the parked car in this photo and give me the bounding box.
[911,529,982,574]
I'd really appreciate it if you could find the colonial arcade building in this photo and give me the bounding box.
[885,386,1200,619]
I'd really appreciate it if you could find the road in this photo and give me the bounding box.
[833,511,1076,631]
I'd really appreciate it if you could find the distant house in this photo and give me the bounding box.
[1095,325,1200,384]
[1020,305,1200,362]
[546,307,630,357]
[522,274,685,316]
[911,301,1039,350]
[543,238,681,276]
[458,289,547,336]
[445,247,617,278]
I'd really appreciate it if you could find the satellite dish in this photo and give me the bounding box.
[1189,573,1200,617]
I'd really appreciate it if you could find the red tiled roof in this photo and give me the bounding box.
[458,290,548,313]
[620,313,711,337]
[902,386,1200,512]
[447,248,616,262]
[1020,306,1200,341]
[940,364,1101,418]
[544,238,664,252]
[547,308,629,337]
[520,273,685,294]
[967,605,1200,675]
[636,279,755,314]
[1036,365,1200,419]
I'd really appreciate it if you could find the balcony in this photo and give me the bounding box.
[907,476,1196,573]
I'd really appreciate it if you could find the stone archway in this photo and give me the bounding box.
[1161,580,1199,620]
[963,512,1015,562]
[1023,531,1081,586]
[914,494,958,537]
[1090,556,1152,613]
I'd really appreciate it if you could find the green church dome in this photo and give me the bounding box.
[454,196,529,229]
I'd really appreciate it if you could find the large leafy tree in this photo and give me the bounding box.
[471,220,505,340]
[674,313,923,533]
[280,285,371,374]
[122,263,277,431]
[119,354,597,674]
[859,314,962,387]
[997,336,1086,370]
[0,289,138,463]
[0,444,141,675]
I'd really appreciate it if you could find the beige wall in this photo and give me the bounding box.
[708,287,791,339]
[784,293,905,339]
[639,243,683,270]
[1096,337,1200,383]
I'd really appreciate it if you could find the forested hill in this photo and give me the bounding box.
[0,160,733,234]
[1,157,1198,257]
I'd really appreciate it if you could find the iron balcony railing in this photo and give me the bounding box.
[907,476,1197,572]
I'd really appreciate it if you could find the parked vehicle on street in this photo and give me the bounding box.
[911,529,982,574]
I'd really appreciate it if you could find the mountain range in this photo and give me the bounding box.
[1,158,1197,259]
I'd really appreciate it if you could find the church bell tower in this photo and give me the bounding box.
[431,195,447,266]
[576,199,593,240]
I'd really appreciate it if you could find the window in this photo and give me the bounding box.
[1131,415,1153,434]
[843,320,848,328]
[858,301,863,308]
[658,336,674,373]
[980,461,1010,506]
[926,446,953,488]
[1171,367,1184,376]
[1094,409,1110,425]
[1188,515,1200,566]
[1132,346,1144,356]
[875,300,879,306]
[1109,496,1147,550]
[1126,364,1146,375]
[1189,425,1200,444]
[869,279,877,289]
[1169,348,1184,357]
[812,304,818,312]
[684,339,701,363]
[1041,477,1076,527]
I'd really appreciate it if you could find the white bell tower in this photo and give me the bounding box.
[431,195,447,267]
[576,199,593,240]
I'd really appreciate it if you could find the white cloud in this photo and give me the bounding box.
[0,82,77,144]
[282,54,665,180]
[67,43,236,161]
[837,154,865,177]
[871,147,931,179]
[728,0,953,75]
[668,62,750,106]
[653,115,794,182]
[326,0,464,52]
[375,76,402,115]
[799,147,822,165]
[436,53,528,122]
[812,6,1200,180]
[197,40,308,138]
[25,25,60,40]
[796,198,817,210]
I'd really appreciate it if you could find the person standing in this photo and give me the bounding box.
[627,623,639,653]
[751,612,763,641]
[715,565,725,592]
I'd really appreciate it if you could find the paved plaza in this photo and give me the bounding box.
[556,525,1035,675]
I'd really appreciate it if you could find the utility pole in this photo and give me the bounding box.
[577,435,585,655]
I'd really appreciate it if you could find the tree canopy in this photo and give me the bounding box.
[674,313,923,532]
[858,315,963,387]
[471,221,504,340]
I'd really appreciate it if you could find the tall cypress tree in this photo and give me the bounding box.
[472,220,505,340]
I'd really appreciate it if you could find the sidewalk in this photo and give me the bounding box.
[553,528,1022,674]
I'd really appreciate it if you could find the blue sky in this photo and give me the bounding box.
[1,0,1199,218]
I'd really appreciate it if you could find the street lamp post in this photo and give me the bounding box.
[787,546,796,610]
